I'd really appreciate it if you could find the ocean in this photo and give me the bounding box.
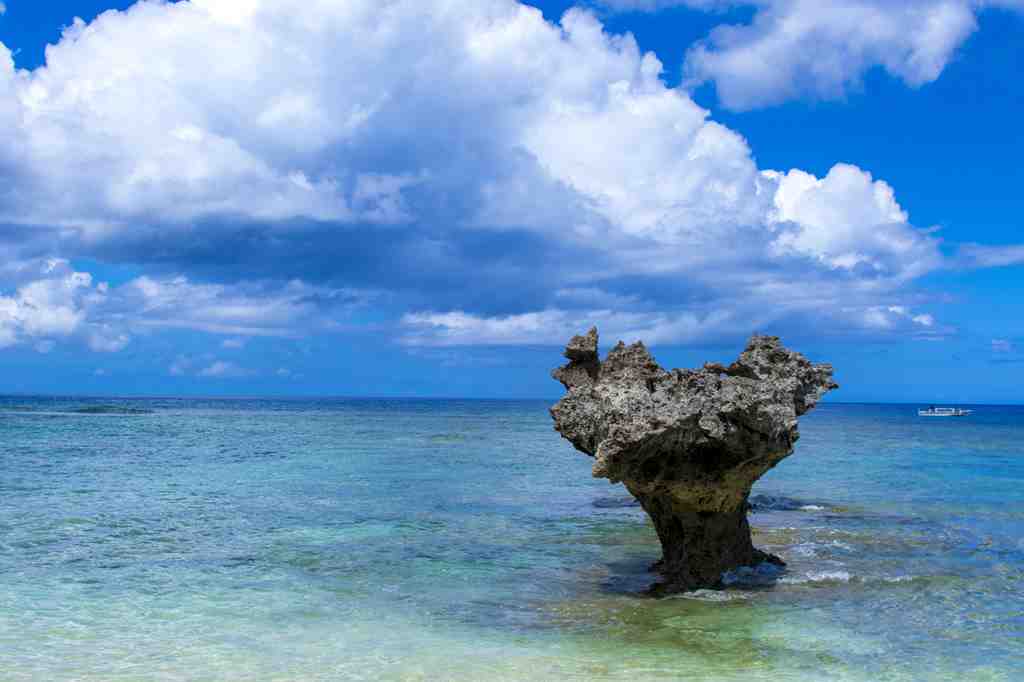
[1,397,1022,680]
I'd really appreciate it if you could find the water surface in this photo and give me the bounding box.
[1,398,1021,680]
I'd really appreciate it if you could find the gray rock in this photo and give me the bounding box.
[550,329,837,594]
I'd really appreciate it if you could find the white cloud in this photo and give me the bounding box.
[686,0,979,109]
[0,1,952,349]
[767,164,939,279]
[601,0,1022,110]
[0,260,96,349]
[222,338,247,349]
[198,360,251,378]
[87,325,131,353]
[0,3,7,16]
[402,309,734,346]
[0,2,439,231]
[169,355,192,376]
[0,2,936,257]
[598,0,733,10]
[858,305,944,337]
[554,287,642,308]
[114,275,370,337]
[0,258,366,352]
[401,298,948,346]
[957,243,1024,268]
[992,339,1014,353]
[913,314,935,327]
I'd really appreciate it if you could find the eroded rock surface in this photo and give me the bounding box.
[551,328,837,594]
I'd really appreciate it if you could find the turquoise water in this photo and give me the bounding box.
[1,398,1022,680]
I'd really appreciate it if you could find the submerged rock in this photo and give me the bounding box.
[748,494,829,513]
[551,328,837,595]
[592,496,642,509]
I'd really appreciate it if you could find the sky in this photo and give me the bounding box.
[0,0,1023,402]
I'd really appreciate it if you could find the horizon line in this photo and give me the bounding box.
[0,393,1022,407]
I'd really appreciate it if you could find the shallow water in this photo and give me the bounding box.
[1,398,1022,680]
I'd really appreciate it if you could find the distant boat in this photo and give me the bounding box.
[918,406,972,417]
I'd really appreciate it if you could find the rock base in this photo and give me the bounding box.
[634,490,784,594]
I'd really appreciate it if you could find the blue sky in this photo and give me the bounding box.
[1,0,1023,402]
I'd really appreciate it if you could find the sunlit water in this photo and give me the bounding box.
[1,398,1022,680]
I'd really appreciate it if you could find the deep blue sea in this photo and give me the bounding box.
[1,397,1022,680]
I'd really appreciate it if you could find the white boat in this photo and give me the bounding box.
[918,406,972,417]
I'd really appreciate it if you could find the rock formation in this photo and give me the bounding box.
[550,328,837,594]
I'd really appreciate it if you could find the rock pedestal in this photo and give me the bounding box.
[550,328,837,594]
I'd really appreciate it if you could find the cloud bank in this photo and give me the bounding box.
[0,258,367,351]
[0,0,950,352]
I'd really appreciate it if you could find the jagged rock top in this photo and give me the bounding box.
[550,329,838,509]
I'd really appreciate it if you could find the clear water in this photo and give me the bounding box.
[1,398,1022,681]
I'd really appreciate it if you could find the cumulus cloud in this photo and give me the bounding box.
[685,0,979,109]
[0,259,101,349]
[767,164,940,279]
[0,0,952,352]
[600,0,1023,110]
